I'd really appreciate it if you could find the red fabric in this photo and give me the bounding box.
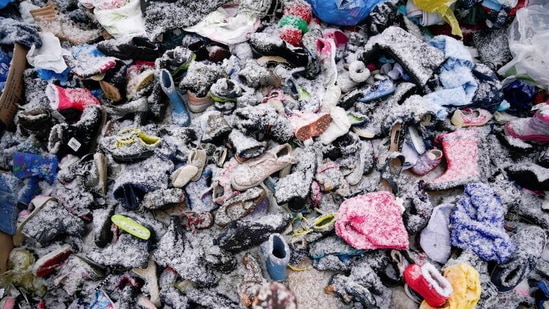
[335,191,409,250]
[283,1,312,23]
[280,27,303,47]
[54,85,100,111]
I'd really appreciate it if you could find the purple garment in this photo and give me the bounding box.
[450,182,516,264]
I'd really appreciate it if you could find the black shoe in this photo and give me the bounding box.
[213,213,292,253]
[16,107,58,143]
[48,105,106,159]
[97,36,164,61]
[249,32,309,67]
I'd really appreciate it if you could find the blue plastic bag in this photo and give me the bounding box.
[0,0,14,9]
[306,0,386,26]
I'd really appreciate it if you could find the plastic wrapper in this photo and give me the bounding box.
[306,0,386,26]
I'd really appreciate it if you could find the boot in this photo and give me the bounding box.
[46,84,100,111]
[159,69,191,126]
[48,105,106,159]
[260,233,290,282]
[504,104,549,144]
[426,129,480,191]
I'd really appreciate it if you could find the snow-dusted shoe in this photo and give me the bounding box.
[451,108,493,127]
[228,130,267,162]
[238,252,266,307]
[426,129,481,190]
[48,104,106,159]
[201,111,232,144]
[46,84,100,111]
[159,68,191,126]
[30,3,101,45]
[97,36,162,61]
[153,216,218,286]
[253,282,298,309]
[288,110,332,141]
[491,224,546,292]
[32,244,73,277]
[101,127,162,163]
[112,156,172,210]
[12,151,58,184]
[214,186,268,227]
[214,213,292,253]
[231,143,297,191]
[325,273,377,307]
[260,233,290,282]
[403,262,453,308]
[411,149,443,176]
[505,104,549,144]
[18,196,86,246]
[234,104,294,143]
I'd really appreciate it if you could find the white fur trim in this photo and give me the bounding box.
[422,262,453,297]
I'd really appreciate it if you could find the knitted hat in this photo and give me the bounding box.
[279,0,312,46]
[449,182,516,264]
[335,191,409,250]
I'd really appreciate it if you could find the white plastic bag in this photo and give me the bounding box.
[498,3,549,90]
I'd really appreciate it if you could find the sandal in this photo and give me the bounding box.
[290,213,337,237]
[214,187,268,227]
[378,122,406,194]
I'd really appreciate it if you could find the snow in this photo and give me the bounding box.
[3,0,549,307]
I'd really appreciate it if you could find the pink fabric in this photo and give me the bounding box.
[335,191,409,250]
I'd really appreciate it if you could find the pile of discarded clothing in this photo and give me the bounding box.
[1,0,549,308]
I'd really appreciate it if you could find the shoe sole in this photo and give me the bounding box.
[32,244,73,277]
[294,113,332,141]
[111,214,151,240]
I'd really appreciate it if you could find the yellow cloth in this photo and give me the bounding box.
[412,0,463,37]
[419,262,481,309]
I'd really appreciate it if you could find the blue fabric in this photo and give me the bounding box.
[450,183,516,264]
[0,0,14,9]
[306,0,386,26]
[469,63,504,113]
[0,48,10,89]
[36,68,70,85]
[358,79,395,103]
[18,177,41,206]
[503,79,536,112]
[425,36,478,108]
[0,173,18,235]
[185,167,214,212]
[71,44,105,58]
[12,152,58,184]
